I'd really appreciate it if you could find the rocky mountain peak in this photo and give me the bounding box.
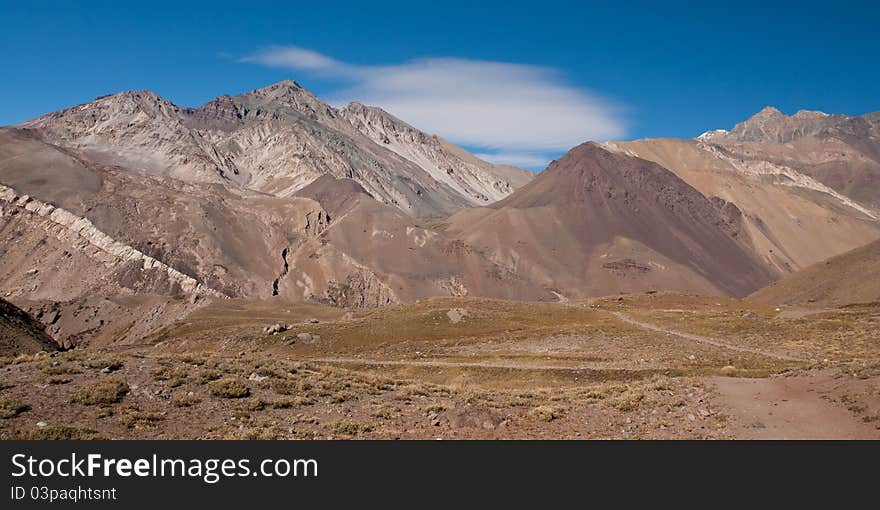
[23,89,179,130]
[13,80,536,218]
[754,106,784,118]
[342,101,426,141]
[246,79,318,105]
[724,106,845,144]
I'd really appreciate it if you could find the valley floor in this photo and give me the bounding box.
[1,293,878,439]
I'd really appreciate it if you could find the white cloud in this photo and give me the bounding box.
[474,152,551,169]
[241,46,346,73]
[242,46,626,162]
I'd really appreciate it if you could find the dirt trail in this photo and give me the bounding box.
[776,308,834,319]
[712,375,880,439]
[312,357,604,372]
[609,311,806,362]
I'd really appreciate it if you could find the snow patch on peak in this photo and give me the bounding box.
[696,129,729,141]
[793,109,829,118]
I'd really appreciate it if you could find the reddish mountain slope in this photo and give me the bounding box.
[443,143,777,298]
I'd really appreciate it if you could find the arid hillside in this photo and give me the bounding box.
[2,294,877,439]
[443,142,777,298]
[749,238,880,307]
[0,299,57,357]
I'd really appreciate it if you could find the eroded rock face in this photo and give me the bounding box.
[693,107,880,210]
[0,184,223,298]
[321,268,399,308]
[340,102,533,205]
[22,81,532,219]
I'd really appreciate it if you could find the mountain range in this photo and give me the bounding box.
[2,81,879,346]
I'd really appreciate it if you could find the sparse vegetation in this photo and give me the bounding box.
[153,366,189,387]
[18,426,98,440]
[328,419,372,436]
[207,378,250,398]
[0,398,30,419]
[171,392,202,407]
[42,363,81,376]
[0,296,877,440]
[241,398,266,411]
[73,377,129,405]
[85,359,124,372]
[195,370,222,384]
[529,405,562,422]
[118,410,164,429]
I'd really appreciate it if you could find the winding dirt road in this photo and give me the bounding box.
[609,311,806,362]
[313,357,604,371]
[313,313,877,438]
[609,312,877,438]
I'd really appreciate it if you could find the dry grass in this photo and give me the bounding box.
[207,378,250,398]
[72,377,129,405]
[327,419,373,437]
[171,392,202,407]
[0,398,29,419]
[42,363,82,376]
[529,405,563,422]
[16,426,98,440]
[117,408,165,429]
[1,294,875,440]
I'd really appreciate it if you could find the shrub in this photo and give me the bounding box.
[73,378,129,405]
[152,366,189,387]
[530,405,562,422]
[207,378,250,398]
[118,411,164,429]
[84,359,124,372]
[42,364,81,376]
[271,379,308,395]
[19,426,97,440]
[171,393,202,408]
[195,370,222,384]
[0,398,30,419]
[242,398,266,411]
[328,419,372,436]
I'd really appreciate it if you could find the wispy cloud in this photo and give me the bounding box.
[474,152,555,168]
[242,46,627,168]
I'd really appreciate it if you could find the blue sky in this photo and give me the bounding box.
[2,1,878,167]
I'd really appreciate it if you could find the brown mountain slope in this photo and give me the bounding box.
[0,298,57,356]
[442,143,777,298]
[0,131,551,347]
[605,137,880,273]
[0,128,329,301]
[748,238,880,307]
[290,176,554,306]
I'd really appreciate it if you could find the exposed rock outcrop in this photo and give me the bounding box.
[0,184,224,298]
[341,102,533,204]
[22,81,532,219]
